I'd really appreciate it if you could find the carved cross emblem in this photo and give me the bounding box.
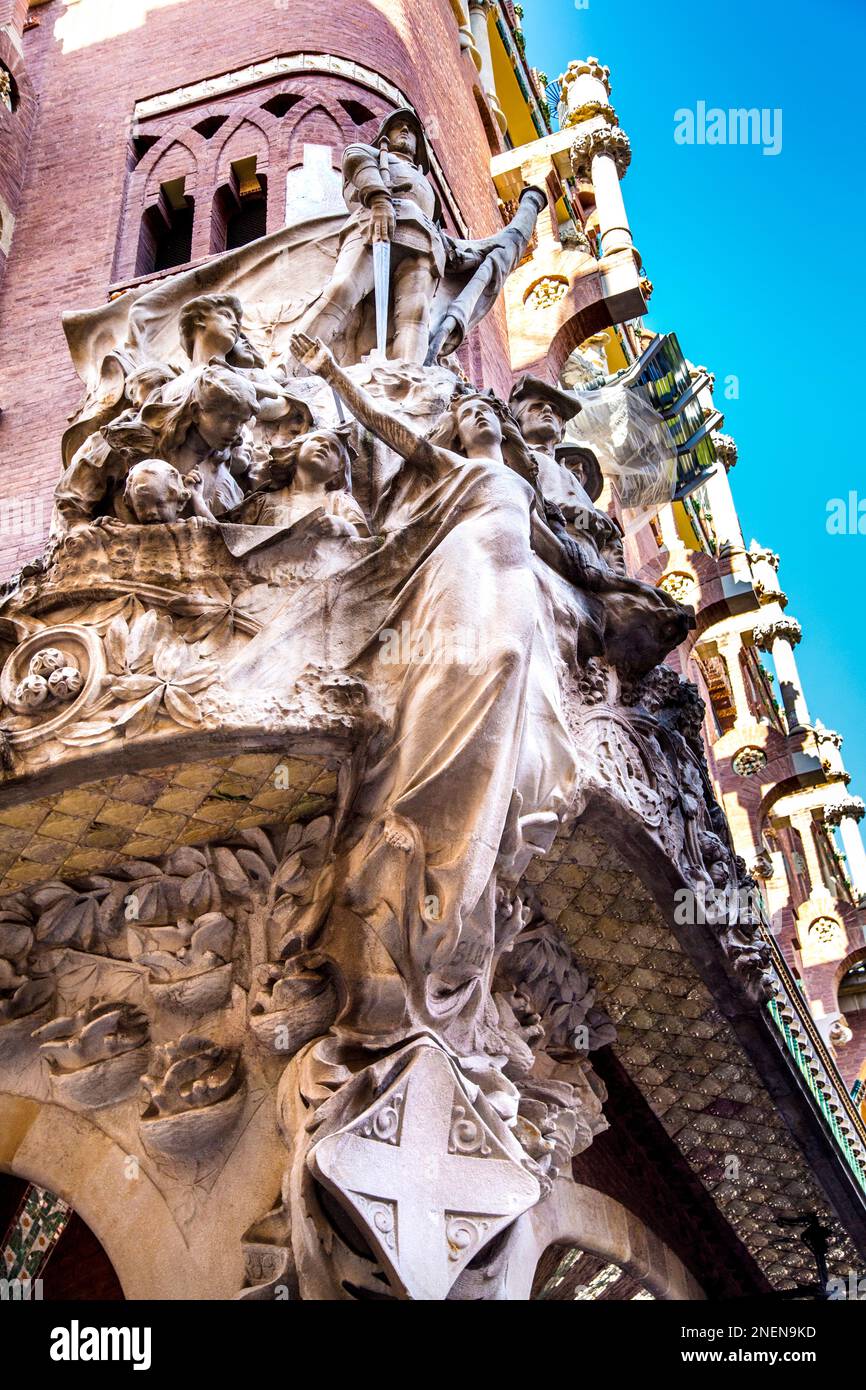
[308,1044,540,1300]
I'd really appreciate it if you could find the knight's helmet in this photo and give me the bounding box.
[372,106,433,175]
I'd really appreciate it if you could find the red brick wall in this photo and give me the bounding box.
[0,0,506,577]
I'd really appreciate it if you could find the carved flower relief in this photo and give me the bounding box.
[129,911,235,1015]
[33,1000,150,1108]
[104,610,217,733]
[732,746,767,777]
[60,609,219,745]
[523,275,569,312]
[139,1034,246,1160]
[809,915,842,946]
[141,1035,241,1117]
[249,960,338,1054]
[166,578,284,653]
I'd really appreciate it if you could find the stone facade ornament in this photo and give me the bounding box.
[570,126,632,181]
[524,275,569,310]
[824,794,866,827]
[732,747,768,777]
[753,615,803,650]
[712,432,738,471]
[809,915,842,945]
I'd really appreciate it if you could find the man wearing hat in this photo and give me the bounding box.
[509,374,625,577]
[299,108,445,365]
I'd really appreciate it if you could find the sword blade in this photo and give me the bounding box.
[372,239,391,359]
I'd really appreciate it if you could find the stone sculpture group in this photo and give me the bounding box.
[0,110,772,1299]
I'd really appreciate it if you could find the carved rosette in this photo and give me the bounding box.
[0,627,105,747]
[570,125,632,180]
[732,746,768,777]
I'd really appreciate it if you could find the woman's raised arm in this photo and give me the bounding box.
[289,334,440,473]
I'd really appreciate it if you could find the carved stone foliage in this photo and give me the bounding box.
[579,667,775,1002]
[570,125,632,179]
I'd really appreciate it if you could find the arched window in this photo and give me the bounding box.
[135,176,195,276]
[211,157,268,254]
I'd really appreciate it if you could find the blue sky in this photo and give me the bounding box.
[523,0,866,796]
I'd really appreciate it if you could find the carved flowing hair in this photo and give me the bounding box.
[104,363,259,460]
[425,389,539,490]
[249,424,358,493]
[178,293,266,370]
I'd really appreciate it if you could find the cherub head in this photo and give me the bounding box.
[123,459,190,523]
[250,424,356,493]
[126,363,179,409]
[104,363,259,470]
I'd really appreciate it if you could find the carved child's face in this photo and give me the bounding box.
[126,461,186,523]
[196,397,252,450]
[456,397,502,452]
[295,430,346,485]
[515,395,565,449]
[387,120,418,160]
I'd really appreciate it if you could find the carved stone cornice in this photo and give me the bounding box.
[753,615,802,650]
[823,795,866,828]
[570,125,631,180]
